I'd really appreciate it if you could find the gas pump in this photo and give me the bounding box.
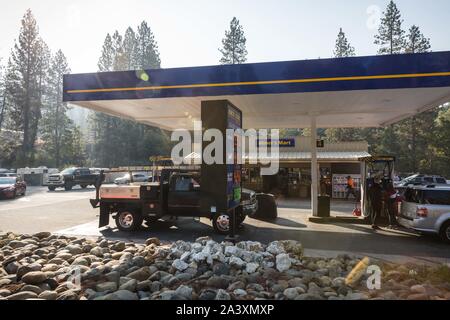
[360,156,396,220]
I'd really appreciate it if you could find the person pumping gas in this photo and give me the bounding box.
[345,176,357,200]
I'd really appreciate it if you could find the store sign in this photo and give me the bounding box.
[316,140,325,148]
[257,138,295,148]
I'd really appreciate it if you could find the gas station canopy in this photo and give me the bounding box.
[64,51,450,130]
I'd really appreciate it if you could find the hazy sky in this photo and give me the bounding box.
[1,0,449,73]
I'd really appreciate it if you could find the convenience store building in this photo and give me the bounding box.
[242,136,369,199]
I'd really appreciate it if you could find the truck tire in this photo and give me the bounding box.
[64,183,73,191]
[212,212,231,235]
[115,210,143,232]
[80,185,88,189]
[439,221,450,244]
[48,186,56,191]
[253,193,278,220]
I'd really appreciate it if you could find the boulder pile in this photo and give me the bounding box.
[0,231,449,300]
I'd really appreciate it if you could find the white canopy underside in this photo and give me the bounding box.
[71,87,450,130]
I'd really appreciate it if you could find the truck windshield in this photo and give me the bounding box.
[61,168,75,175]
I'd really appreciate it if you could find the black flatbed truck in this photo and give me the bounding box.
[90,169,257,235]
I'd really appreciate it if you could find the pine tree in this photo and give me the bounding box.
[89,24,170,168]
[112,31,127,71]
[395,25,432,173]
[4,9,48,165]
[405,25,431,54]
[98,34,114,72]
[374,0,405,54]
[219,17,248,64]
[0,59,6,130]
[123,27,137,69]
[433,106,450,177]
[135,21,161,69]
[40,50,72,168]
[333,28,355,58]
[325,29,362,143]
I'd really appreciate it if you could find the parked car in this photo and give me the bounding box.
[44,167,100,191]
[0,173,16,177]
[397,185,450,243]
[0,176,26,199]
[114,173,151,184]
[395,174,447,187]
[395,174,447,194]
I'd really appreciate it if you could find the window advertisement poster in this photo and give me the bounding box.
[226,104,242,209]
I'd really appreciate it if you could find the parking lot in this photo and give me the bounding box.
[1,186,449,265]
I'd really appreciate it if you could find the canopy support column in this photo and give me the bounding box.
[310,115,318,216]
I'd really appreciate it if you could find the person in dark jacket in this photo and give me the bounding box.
[368,180,383,230]
[385,183,399,228]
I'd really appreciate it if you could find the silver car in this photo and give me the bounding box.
[114,173,151,184]
[398,185,450,243]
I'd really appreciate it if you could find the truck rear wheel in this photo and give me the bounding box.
[64,183,73,191]
[48,186,56,191]
[80,184,88,189]
[115,210,143,232]
[212,212,231,235]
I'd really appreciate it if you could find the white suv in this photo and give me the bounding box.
[398,185,450,243]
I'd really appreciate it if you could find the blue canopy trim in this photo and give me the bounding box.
[63,51,450,102]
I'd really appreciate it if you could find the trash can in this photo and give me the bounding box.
[317,195,331,217]
[253,193,278,220]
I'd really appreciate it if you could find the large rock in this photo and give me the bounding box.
[0,289,11,297]
[266,241,285,255]
[5,261,20,274]
[206,275,232,289]
[276,254,291,272]
[22,271,48,285]
[283,288,300,300]
[96,281,118,293]
[229,256,245,269]
[127,267,154,281]
[21,285,42,295]
[56,290,79,300]
[6,291,38,300]
[119,279,138,292]
[175,285,193,299]
[65,245,83,255]
[145,237,161,246]
[38,290,58,300]
[172,259,189,271]
[215,289,231,300]
[111,242,126,252]
[246,263,259,274]
[33,232,51,239]
[281,240,303,258]
[8,240,27,249]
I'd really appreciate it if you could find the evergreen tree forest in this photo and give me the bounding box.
[0,4,449,178]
